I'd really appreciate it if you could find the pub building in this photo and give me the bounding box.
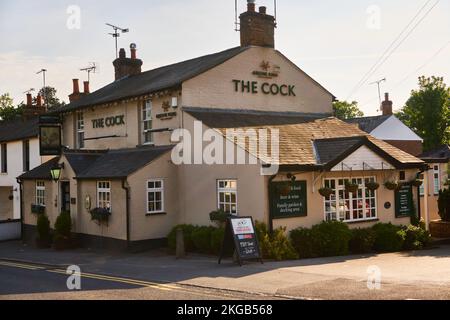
[19,1,427,251]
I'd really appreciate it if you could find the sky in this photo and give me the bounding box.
[0,0,449,116]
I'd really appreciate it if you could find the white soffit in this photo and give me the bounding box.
[331,145,395,171]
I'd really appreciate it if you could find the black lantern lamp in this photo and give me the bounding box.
[50,163,64,182]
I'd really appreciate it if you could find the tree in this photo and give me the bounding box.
[35,86,66,110]
[332,100,364,119]
[0,93,23,121]
[396,76,450,151]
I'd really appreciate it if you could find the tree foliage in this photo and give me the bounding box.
[395,76,450,151]
[35,86,66,110]
[333,100,364,119]
[0,93,23,121]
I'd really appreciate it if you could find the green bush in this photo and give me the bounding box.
[438,189,450,222]
[256,221,298,261]
[290,227,315,258]
[349,228,376,254]
[372,223,405,252]
[167,224,196,252]
[191,226,215,254]
[36,214,51,242]
[54,211,71,239]
[210,227,225,254]
[402,224,431,250]
[310,221,352,257]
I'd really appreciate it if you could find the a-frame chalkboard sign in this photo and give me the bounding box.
[218,216,263,266]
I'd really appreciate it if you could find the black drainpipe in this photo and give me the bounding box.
[121,179,131,249]
[268,174,277,233]
[16,178,24,241]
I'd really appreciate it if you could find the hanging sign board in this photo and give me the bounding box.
[270,181,307,219]
[39,125,62,156]
[395,184,414,217]
[218,216,263,266]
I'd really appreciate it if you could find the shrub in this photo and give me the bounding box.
[54,211,71,239]
[191,226,215,254]
[256,221,298,261]
[310,221,352,257]
[402,224,431,250]
[167,224,196,252]
[36,214,51,242]
[438,189,450,222]
[210,227,225,254]
[372,223,405,252]
[349,228,376,254]
[290,228,315,258]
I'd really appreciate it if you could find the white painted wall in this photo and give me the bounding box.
[331,145,395,171]
[0,138,51,219]
[370,116,423,141]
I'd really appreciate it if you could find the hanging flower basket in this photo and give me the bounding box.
[345,180,359,193]
[31,204,46,215]
[365,181,380,191]
[384,181,398,191]
[90,207,111,224]
[319,187,334,198]
[278,182,292,196]
[410,179,423,187]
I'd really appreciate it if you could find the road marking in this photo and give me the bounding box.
[0,261,44,270]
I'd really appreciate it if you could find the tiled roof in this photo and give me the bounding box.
[184,107,330,128]
[419,145,450,162]
[345,115,391,133]
[19,157,60,180]
[217,117,424,169]
[314,137,365,165]
[56,47,248,113]
[0,117,39,143]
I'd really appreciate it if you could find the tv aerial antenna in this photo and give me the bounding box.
[23,88,35,94]
[369,77,386,106]
[36,68,48,107]
[106,23,129,58]
[80,63,97,82]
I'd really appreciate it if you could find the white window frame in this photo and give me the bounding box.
[217,179,238,215]
[146,179,164,214]
[323,177,378,223]
[419,173,425,196]
[97,181,111,212]
[433,165,440,195]
[36,181,46,206]
[142,100,153,145]
[76,112,85,149]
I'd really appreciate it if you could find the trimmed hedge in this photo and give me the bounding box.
[372,223,405,252]
[191,226,216,253]
[349,228,376,254]
[167,224,197,252]
[290,227,315,258]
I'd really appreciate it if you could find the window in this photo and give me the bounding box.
[1,143,7,173]
[419,173,425,196]
[217,180,238,215]
[399,171,406,181]
[434,165,440,195]
[22,140,30,172]
[171,97,178,108]
[147,179,164,214]
[36,181,45,206]
[76,112,85,149]
[97,181,111,211]
[324,177,377,223]
[142,100,153,144]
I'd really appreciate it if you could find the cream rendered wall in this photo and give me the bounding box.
[23,179,57,227]
[182,47,333,114]
[421,162,449,221]
[127,152,179,241]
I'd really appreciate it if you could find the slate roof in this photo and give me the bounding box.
[63,151,106,175]
[184,107,330,128]
[56,47,248,113]
[345,115,391,133]
[217,117,424,170]
[19,157,60,180]
[419,145,450,162]
[313,137,365,165]
[0,117,39,143]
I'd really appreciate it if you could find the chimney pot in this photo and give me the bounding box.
[113,45,143,81]
[381,92,393,116]
[36,94,42,107]
[240,1,276,48]
[130,43,137,59]
[83,81,90,94]
[247,0,256,12]
[72,79,80,94]
[26,93,32,107]
[259,6,267,14]
[385,92,389,101]
[119,48,126,59]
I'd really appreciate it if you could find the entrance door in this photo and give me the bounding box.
[60,182,71,213]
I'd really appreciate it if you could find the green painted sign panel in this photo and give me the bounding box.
[395,184,414,217]
[270,181,307,219]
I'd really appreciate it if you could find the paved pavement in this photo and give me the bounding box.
[1,241,450,300]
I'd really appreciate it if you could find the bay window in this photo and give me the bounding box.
[324,177,377,222]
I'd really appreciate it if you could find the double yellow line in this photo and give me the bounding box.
[0,260,44,271]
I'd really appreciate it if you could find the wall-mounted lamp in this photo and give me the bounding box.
[50,163,65,182]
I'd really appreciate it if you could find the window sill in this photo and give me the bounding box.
[146,212,167,217]
[344,218,379,225]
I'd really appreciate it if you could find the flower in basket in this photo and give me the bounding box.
[90,207,111,223]
[319,187,334,198]
[384,181,398,191]
[365,181,380,191]
[410,179,423,187]
[31,204,46,215]
[344,180,359,193]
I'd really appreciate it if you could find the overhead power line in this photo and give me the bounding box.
[346,0,440,100]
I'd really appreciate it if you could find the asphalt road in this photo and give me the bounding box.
[0,260,283,300]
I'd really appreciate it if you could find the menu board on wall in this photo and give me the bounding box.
[269,181,307,219]
[395,184,414,217]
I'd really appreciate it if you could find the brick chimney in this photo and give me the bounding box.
[26,93,32,107]
[113,44,143,81]
[36,94,42,107]
[69,79,83,102]
[381,93,393,116]
[240,0,276,48]
[23,94,46,120]
[83,81,90,94]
